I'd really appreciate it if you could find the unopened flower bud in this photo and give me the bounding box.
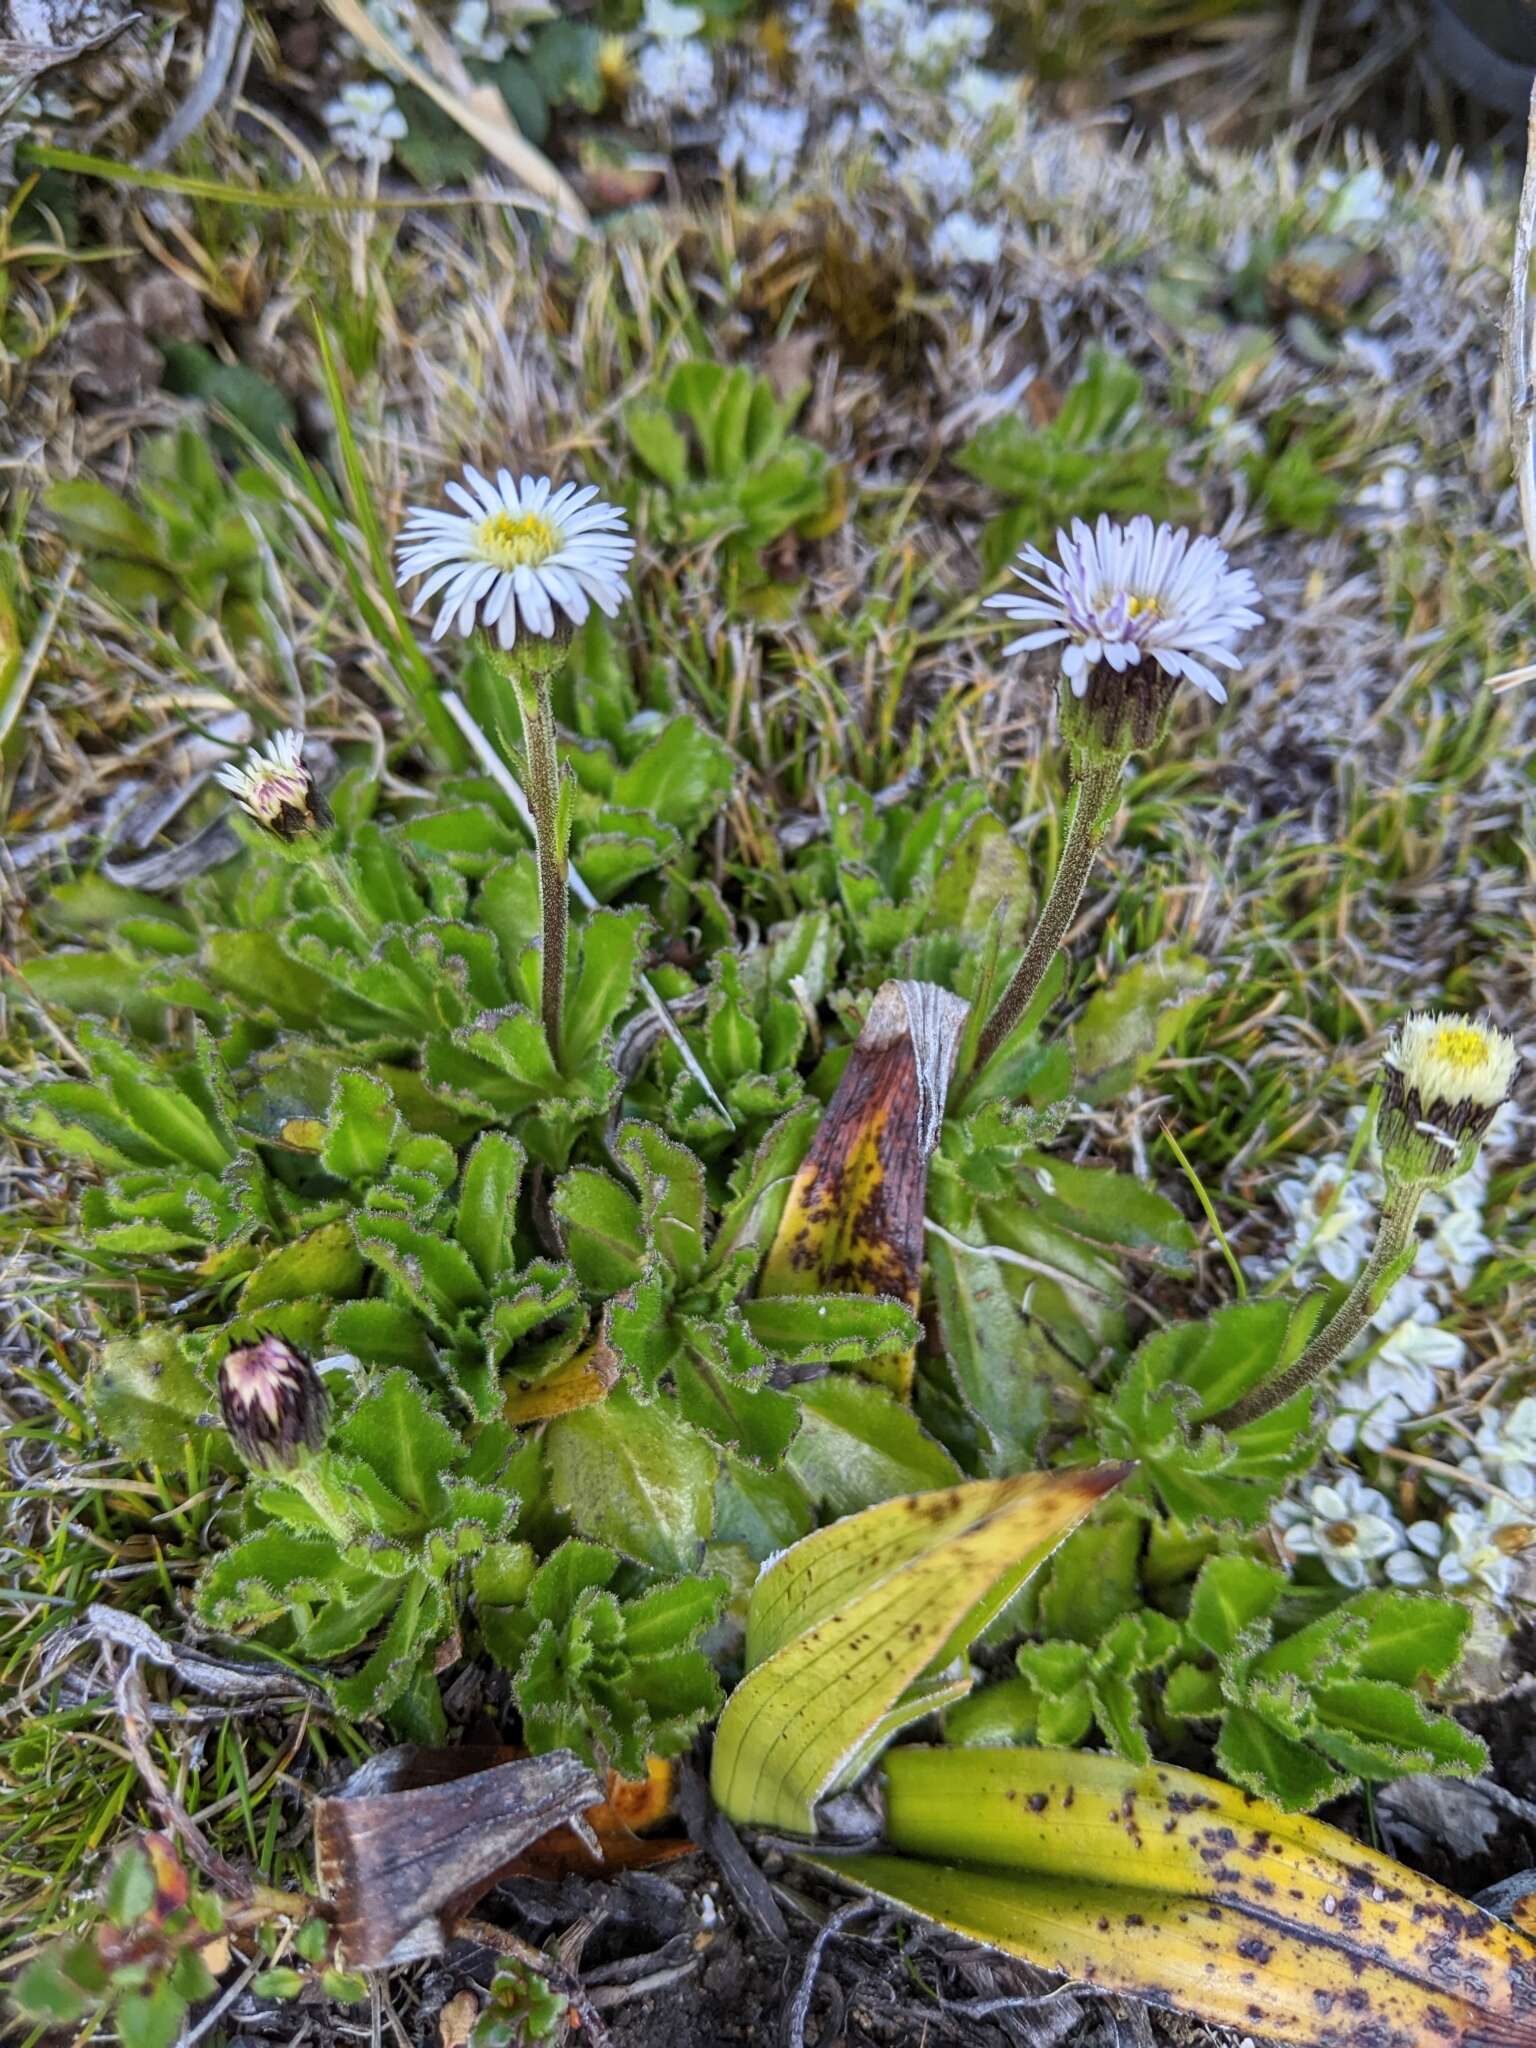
[1379,1011,1519,1187]
[215,730,332,844]
[218,1336,329,1471]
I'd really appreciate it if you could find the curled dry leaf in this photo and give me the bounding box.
[758,978,969,1396]
[316,1749,601,1968]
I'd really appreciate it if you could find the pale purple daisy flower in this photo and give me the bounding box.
[216,728,330,840]
[984,514,1263,704]
[395,468,633,648]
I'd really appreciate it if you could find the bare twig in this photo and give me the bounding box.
[36,1602,322,1711]
[108,1653,253,1899]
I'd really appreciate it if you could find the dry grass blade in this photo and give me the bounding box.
[320,0,589,231]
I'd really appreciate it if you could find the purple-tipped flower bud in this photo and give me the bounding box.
[215,730,332,844]
[217,1336,329,1471]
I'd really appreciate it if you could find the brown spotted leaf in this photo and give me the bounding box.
[711,1468,1129,1835]
[812,1747,1536,2048]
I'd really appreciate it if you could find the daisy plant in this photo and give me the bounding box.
[973,515,1262,1076]
[394,467,634,1067]
[1218,1012,1519,1430]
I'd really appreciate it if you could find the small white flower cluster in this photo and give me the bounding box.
[1355,445,1443,534]
[861,0,991,77]
[339,0,417,77]
[1387,1500,1536,1605]
[323,80,408,166]
[1272,1101,1535,1606]
[632,0,715,123]
[720,102,808,195]
[1273,1101,1517,1463]
[685,0,1016,271]
[1275,1475,1535,1603]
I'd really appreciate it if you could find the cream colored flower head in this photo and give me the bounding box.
[1388,1013,1518,1124]
[394,467,633,648]
[1380,1011,1520,1184]
[215,729,330,841]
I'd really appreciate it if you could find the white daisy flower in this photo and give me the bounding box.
[1273,1473,1404,1591]
[984,514,1263,703]
[324,80,408,165]
[216,729,330,841]
[931,210,1002,267]
[1378,1011,1520,1188]
[394,468,633,648]
[719,102,807,191]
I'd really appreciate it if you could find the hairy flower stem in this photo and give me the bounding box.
[314,851,378,944]
[972,751,1127,1079]
[1214,1180,1426,1431]
[491,642,570,1068]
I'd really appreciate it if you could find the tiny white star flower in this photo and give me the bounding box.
[1473,1399,1536,1503]
[1384,1520,1442,1587]
[910,3,992,72]
[642,0,704,36]
[898,141,974,213]
[720,101,806,191]
[931,210,1002,267]
[1275,1153,1376,1284]
[1414,1198,1493,1292]
[985,514,1263,704]
[324,80,408,165]
[451,0,509,61]
[1273,1474,1404,1590]
[215,729,330,840]
[1310,165,1391,234]
[1375,1308,1465,1379]
[395,469,633,648]
[1432,1500,1536,1605]
[861,0,922,61]
[1327,1351,1439,1455]
[955,66,1016,120]
[634,34,714,117]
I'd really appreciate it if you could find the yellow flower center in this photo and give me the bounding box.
[1125,594,1162,619]
[1429,1023,1493,1076]
[1324,1520,1357,1548]
[476,510,561,570]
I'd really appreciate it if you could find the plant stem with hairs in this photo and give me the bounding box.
[492,643,570,1068]
[1213,1179,1425,1432]
[971,751,1126,1078]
